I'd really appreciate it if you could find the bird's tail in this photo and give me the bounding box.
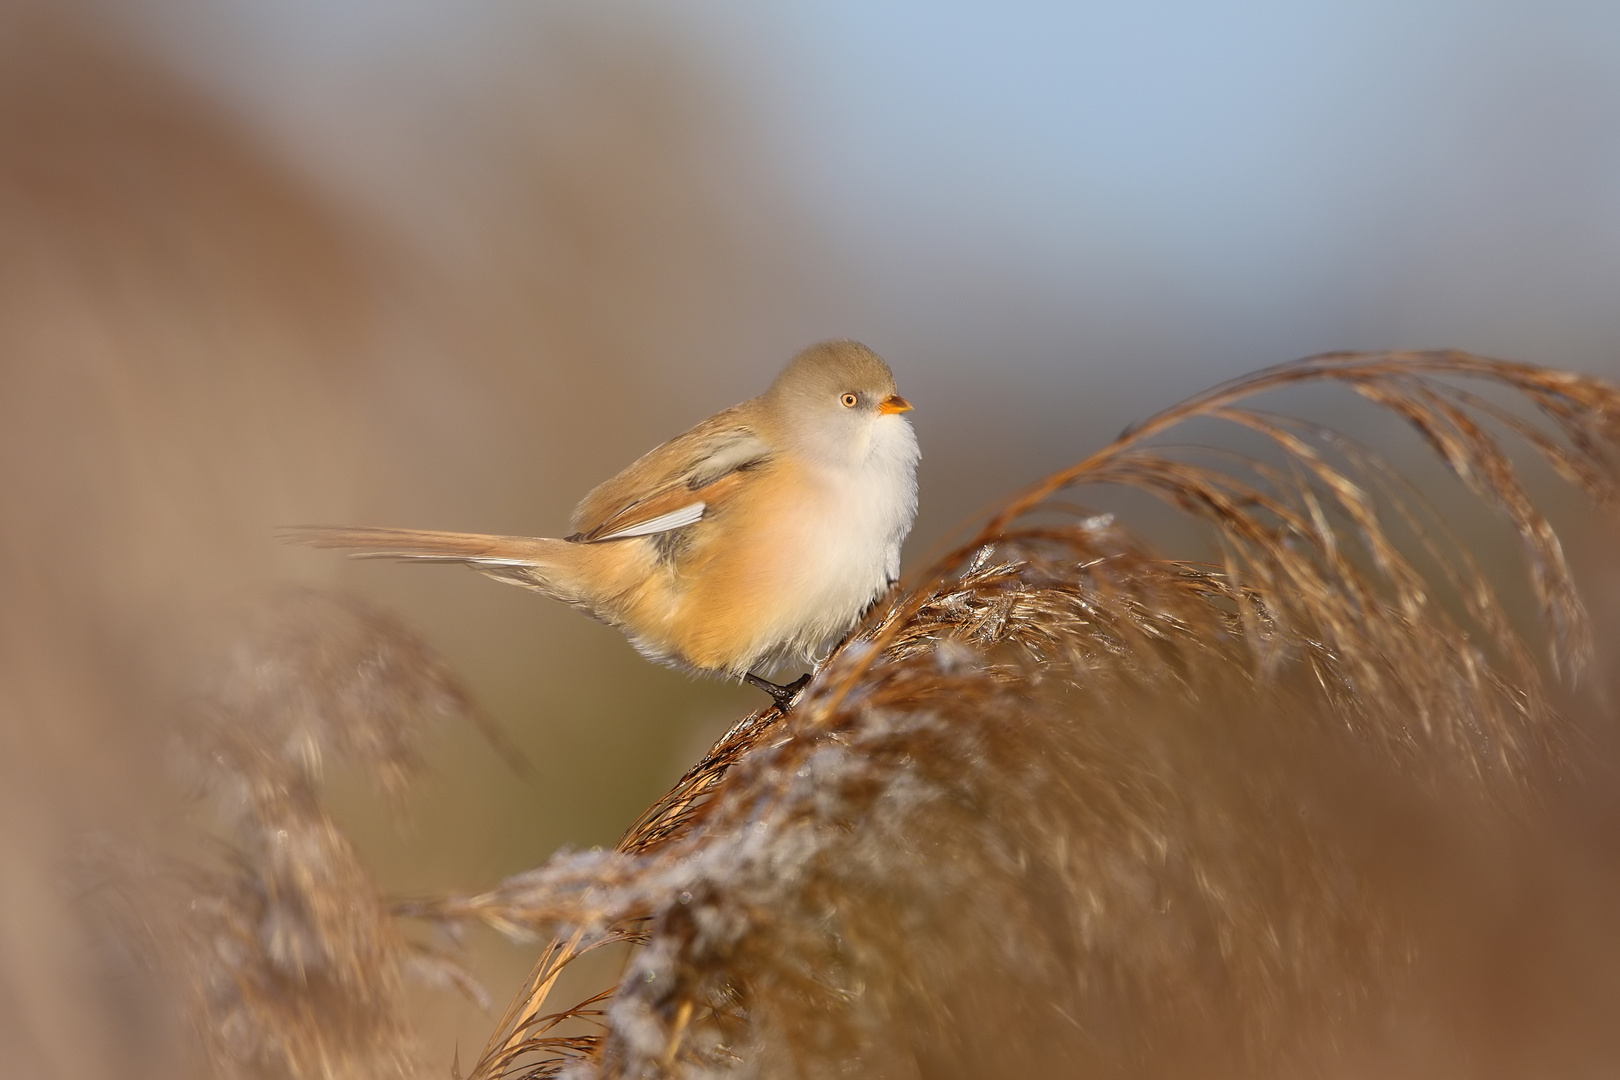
[279,525,580,596]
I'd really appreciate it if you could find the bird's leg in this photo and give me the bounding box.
[744,672,811,708]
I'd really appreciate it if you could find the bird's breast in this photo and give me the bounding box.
[635,417,918,674]
[730,419,918,666]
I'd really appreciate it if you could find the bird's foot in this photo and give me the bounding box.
[744,672,811,709]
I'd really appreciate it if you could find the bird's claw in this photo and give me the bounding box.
[744,672,811,709]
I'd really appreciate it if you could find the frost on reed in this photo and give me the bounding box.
[399,352,1620,1079]
[128,353,1620,1078]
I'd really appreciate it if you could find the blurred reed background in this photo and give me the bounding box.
[2,2,1619,1077]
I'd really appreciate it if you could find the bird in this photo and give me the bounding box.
[283,340,919,706]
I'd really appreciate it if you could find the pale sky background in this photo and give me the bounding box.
[123,0,1620,379]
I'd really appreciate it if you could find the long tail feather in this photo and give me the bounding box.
[279,525,557,567]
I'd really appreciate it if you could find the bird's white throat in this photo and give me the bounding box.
[855,413,922,579]
[763,414,919,670]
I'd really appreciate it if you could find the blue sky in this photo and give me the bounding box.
[727,0,1620,351]
[133,0,1620,388]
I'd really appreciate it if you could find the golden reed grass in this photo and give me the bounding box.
[104,352,1620,1078]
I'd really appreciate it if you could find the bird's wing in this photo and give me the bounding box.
[570,406,772,543]
[590,501,708,541]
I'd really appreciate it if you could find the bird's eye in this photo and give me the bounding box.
[840,392,859,408]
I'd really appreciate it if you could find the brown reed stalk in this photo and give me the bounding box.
[404,351,1620,1079]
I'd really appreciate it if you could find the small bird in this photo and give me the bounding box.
[284,340,919,705]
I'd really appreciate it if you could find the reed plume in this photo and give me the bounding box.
[378,351,1620,1079]
[98,590,483,1079]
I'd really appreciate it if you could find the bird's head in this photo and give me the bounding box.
[766,340,915,468]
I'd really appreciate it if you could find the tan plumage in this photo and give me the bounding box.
[284,341,920,684]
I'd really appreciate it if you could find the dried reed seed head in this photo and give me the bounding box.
[461,623,1415,1078]
[182,587,476,803]
[103,589,489,1080]
[454,354,1620,1080]
[178,816,422,1080]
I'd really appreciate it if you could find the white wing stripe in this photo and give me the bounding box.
[595,502,706,541]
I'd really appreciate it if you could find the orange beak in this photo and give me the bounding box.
[878,394,913,416]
